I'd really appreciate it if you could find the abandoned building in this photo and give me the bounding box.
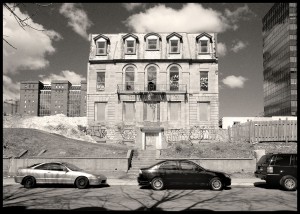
[87,32,219,149]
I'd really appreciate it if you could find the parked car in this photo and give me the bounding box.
[254,153,297,191]
[14,162,107,189]
[137,160,231,191]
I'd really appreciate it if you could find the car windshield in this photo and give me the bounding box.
[63,163,83,171]
[257,154,272,164]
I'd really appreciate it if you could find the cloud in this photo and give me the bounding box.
[3,4,62,75]
[3,75,20,100]
[222,75,248,88]
[59,3,93,40]
[122,3,144,11]
[217,42,227,57]
[231,40,248,53]
[38,70,86,84]
[125,3,231,33]
[124,3,256,33]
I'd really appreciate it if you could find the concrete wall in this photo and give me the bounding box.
[5,156,257,176]
[157,158,256,173]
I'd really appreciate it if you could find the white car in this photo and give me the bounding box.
[14,162,107,189]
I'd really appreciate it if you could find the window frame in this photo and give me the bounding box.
[169,65,180,91]
[169,39,180,54]
[200,71,209,91]
[147,65,158,91]
[96,41,107,55]
[199,40,209,53]
[125,39,136,55]
[96,72,106,91]
[147,38,159,50]
[124,66,135,91]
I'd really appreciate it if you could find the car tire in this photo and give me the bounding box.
[210,177,223,191]
[75,176,89,189]
[23,176,36,188]
[280,175,297,191]
[151,177,164,191]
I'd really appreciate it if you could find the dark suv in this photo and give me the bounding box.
[255,153,297,191]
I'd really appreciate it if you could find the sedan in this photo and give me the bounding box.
[137,160,231,191]
[14,162,107,189]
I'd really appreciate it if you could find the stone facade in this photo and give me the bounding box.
[87,32,219,149]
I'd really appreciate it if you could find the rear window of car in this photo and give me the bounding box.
[257,154,272,164]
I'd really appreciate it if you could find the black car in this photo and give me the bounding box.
[137,160,231,191]
[254,153,297,191]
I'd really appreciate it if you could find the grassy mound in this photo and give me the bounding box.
[3,128,130,158]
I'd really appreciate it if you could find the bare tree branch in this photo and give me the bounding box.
[3,3,52,49]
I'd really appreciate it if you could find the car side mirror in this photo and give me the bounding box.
[64,168,69,172]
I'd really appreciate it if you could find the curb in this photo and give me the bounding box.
[3,177,264,187]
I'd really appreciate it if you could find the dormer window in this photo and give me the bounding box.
[125,40,136,54]
[122,33,138,55]
[147,39,158,50]
[200,40,208,53]
[166,32,182,54]
[145,33,161,51]
[93,34,110,56]
[96,41,107,55]
[170,40,179,53]
[196,33,213,54]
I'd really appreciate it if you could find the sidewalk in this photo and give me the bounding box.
[3,176,264,187]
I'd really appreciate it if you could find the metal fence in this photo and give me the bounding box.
[228,119,297,143]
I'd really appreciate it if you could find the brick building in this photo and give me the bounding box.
[19,80,87,116]
[87,32,219,149]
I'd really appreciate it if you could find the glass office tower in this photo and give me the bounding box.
[262,3,297,116]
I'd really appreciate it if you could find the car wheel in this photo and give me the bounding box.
[280,175,297,191]
[210,177,223,191]
[151,177,164,191]
[75,176,89,189]
[23,176,36,188]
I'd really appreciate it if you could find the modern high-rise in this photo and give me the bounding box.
[262,3,297,116]
[87,32,219,149]
[19,80,87,117]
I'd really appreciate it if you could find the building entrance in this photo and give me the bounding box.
[145,133,158,150]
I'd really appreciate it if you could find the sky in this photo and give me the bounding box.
[3,3,274,118]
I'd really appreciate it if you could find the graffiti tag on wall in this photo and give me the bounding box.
[164,129,189,142]
[121,129,137,140]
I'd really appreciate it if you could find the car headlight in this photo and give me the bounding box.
[224,173,230,178]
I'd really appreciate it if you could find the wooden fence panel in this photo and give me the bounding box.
[229,120,297,143]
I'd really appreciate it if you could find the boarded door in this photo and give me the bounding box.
[145,133,158,150]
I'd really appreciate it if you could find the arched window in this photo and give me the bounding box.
[125,66,135,91]
[147,66,157,91]
[169,66,179,91]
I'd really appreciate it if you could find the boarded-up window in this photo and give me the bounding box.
[144,102,160,122]
[123,102,135,121]
[97,72,105,91]
[198,102,210,121]
[95,102,106,121]
[169,102,181,121]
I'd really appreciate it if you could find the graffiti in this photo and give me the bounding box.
[163,126,219,142]
[121,129,137,140]
[190,126,214,140]
[106,129,116,140]
[164,129,189,142]
[87,127,107,139]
